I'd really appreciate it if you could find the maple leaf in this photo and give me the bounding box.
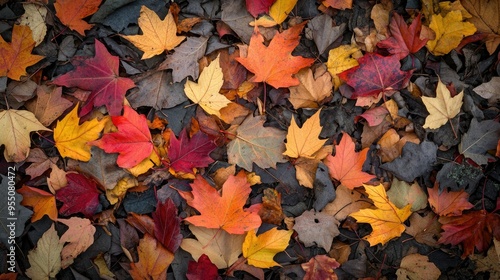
[246,0,276,17]
[52,39,136,116]
[288,67,333,109]
[0,109,50,162]
[284,109,327,159]
[152,198,182,253]
[427,185,473,216]
[461,0,500,54]
[301,255,340,280]
[326,44,361,90]
[58,217,96,268]
[242,228,293,268]
[421,78,463,129]
[25,148,58,179]
[130,234,174,280]
[426,10,477,56]
[53,105,106,162]
[25,85,73,126]
[349,183,412,246]
[0,24,44,80]
[177,171,261,234]
[235,22,314,88]
[17,185,57,222]
[121,6,185,59]
[186,254,221,280]
[439,210,500,258]
[54,0,102,35]
[91,105,153,169]
[56,173,101,218]
[323,132,375,189]
[47,164,67,194]
[26,225,63,280]
[377,13,428,59]
[227,115,287,171]
[253,0,298,26]
[167,129,217,174]
[338,53,412,99]
[184,55,231,117]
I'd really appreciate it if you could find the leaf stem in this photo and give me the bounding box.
[449,118,457,139]
[262,82,267,115]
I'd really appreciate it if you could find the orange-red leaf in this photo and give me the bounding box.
[301,255,340,280]
[177,170,261,234]
[323,133,375,189]
[54,0,102,35]
[427,185,473,216]
[18,185,57,222]
[129,234,174,280]
[235,22,314,88]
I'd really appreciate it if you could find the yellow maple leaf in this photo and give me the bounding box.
[326,44,361,90]
[184,55,231,117]
[106,177,137,205]
[242,228,293,268]
[252,0,298,27]
[349,183,412,246]
[54,105,106,161]
[284,109,327,158]
[288,67,333,109]
[0,109,50,162]
[121,6,185,59]
[426,10,476,56]
[422,78,463,129]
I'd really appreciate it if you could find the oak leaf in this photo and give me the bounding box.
[54,105,105,162]
[52,39,136,116]
[288,67,333,109]
[421,78,463,129]
[0,24,44,80]
[91,105,154,169]
[178,171,261,234]
[25,85,72,126]
[26,225,63,280]
[301,255,340,280]
[130,234,173,280]
[326,44,361,90]
[121,6,185,59]
[18,185,57,222]
[0,109,49,162]
[349,183,412,246]
[242,228,293,268]
[461,0,500,54]
[56,173,101,218]
[323,132,375,189]
[235,22,314,88]
[427,185,473,216]
[284,109,327,159]
[426,10,477,56]
[184,55,231,117]
[58,217,96,268]
[54,0,102,35]
[227,115,287,171]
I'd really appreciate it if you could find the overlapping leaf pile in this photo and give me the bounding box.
[1,0,499,279]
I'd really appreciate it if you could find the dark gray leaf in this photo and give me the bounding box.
[381,141,437,182]
[221,0,254,44]
[459,119,500,165]
[307,15,345,54]
[436,162,482,193]
[314,162,335,211]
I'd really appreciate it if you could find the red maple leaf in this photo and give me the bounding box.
[245,0,276,17]
[186,254,221,280]
[338,53,412,98]
[167,129,217,174]
[438,209,500,258]
[377,13,428,59]
[152,198,182,253]
[52,39,135,116]
[427,185,473,217]
[91,105,153,169]
[56,173,100,218]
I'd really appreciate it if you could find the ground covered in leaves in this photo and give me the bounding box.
[0,0,499,279]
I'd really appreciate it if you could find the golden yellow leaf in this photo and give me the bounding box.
[54,105,106,161]
[126,149,160,177]
[121,6,185,59]
[422,78,463,129]
[252,0,298,27]
[106,177,138,205]
[284,109,327,159]
[349,183,412,246]
[288,67,332,109]
[242,228,293,268]
[0,109,50,162]
[426,10,476,56]
[326,44,361,90]
[184,55,231,117]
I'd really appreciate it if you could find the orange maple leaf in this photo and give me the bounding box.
[323,132,376,189]
[427,184,473,217]
[177,170,262,234]
[235,22,314,88]
[17,185,57,222]
[54,0,102,35]
[0,25,44,80]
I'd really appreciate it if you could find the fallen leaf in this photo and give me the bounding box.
[421,78,463,129]
[284,109,327,159]
[54,0,102,35]
[52,39,136,116]
[258,188,284,225]
[245,0,276,17]
[235,22,314,88]
[349,183,412,246]
[427,185,473,216]
[242,228,293,268]
[47,164,67,194]
[56,173,101,218]
[54,105,105,162]
[387,178,428,212]
[106,177,137,205]
[267,0,297,25]
[459,119,500,165]
[326,44,361,90]
[396,254,441,280]
[461,0,500,54]
[0,109,49,162]
[426,10,477,56]
[121,6,185,59]
[356,105,389,127]
[322,186,372,222]
[167,129,217,175]
[308,15,346,55]
[378,13,428,59]
[25,85,73,126]
[370,1,393,37]
[405,211,442,247]
[323,132,375,189]
[473,77,500,106]
[58,217,96,268]
[19,3,47,46]
[302,255,340,280]
[25,148,58,179]
[293,210,340,251]
[152,198,182,253]
[186,254,221,280]
[18,185,57,222]
[0,24,44,80]
[288,67,333,109]
[26,224,63,280]
[322,0,352,10]
[129,234,173,280]
[469,240,500,279]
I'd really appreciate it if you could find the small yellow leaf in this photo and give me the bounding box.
[106,177,138,205]
[349,183,412,246]
[426,10,476,56]
[126,149,160,177]
[121,6,185,59]
[326,44,361,90]
[242,228,293,268]
[284,109,327,158]
[422,78,463,129]
[269,0,298,25]
[184,55,231,117]
[54,105,106,161]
